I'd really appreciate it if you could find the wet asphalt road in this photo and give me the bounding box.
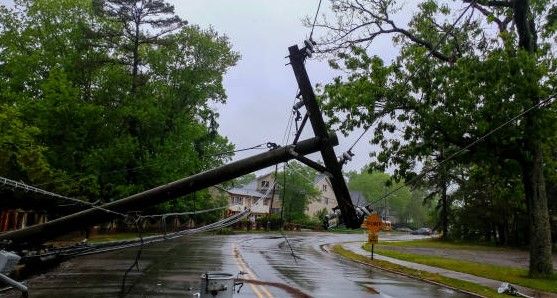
[8,232,471,297]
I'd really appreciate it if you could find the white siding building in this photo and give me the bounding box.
[216,172,367,219]
[306,174,338,217]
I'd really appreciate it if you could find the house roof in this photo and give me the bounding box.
[226,186,264,197]
[314,173,333,186]
[314,173,325,184]
[256,172,274,180]
[349,191,367,207]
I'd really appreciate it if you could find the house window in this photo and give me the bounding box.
[261,180,270,188]
[263,198,270,206]
[322,185,327,192]
[232,197,243,205]
[324,197,329,205]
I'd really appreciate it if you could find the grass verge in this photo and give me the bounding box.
[381,238,557,253]
[331,244,504,298]
[364,243,557,294]
[379,238,511,251]
[328,227,366,234]
[87,232,156,243]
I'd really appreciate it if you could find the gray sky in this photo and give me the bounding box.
[169,0,394,175]
[1,0,405,175]
[0,0,475,188]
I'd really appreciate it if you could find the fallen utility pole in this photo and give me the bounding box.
[288,44,360,228]
[0,135,336,249]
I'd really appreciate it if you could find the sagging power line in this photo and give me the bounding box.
[0,176,127,218]
[366,92,557,206]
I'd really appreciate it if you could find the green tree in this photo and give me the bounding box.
[0,0,239,223]
[277,162,320,222]
[347,170,430,227]
[450,164,528,245]
[0,104,51,184]
[93,0,186,94]
[314,0,556,276]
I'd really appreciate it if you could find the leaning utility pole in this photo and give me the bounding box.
[287,42,359,228]
[0,136,335,248]
[0,41,363,250]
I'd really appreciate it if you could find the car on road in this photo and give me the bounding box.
[396,227,414,233]
[411,227,432,235]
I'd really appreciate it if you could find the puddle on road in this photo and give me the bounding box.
[236,233,473,297]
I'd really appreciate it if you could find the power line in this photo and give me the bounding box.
[282,98,297,146]
[211,143,269,157]
[367,92,557,206]
[28,210,251,259]
[0,176,127,218]
[138,206,229,219]
[309,0,323,39]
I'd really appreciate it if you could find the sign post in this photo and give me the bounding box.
[361,213,382,260]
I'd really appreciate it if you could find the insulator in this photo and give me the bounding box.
[266,142,279,150]
[338,150,355,166]
[294,110,302,122]
[293,100,305,111]
[343,151,354,161]
[304,39,316,53]
[305,47,313,58]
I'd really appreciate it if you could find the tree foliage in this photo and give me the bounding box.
[0,0,239,218]
[277,162,320,222]
[347,170,431,228]
[314,0,556,276]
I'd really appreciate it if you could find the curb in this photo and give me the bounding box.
[327,244,486,298]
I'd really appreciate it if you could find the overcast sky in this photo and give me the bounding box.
[1,0,409,175]
[168,0,402,175]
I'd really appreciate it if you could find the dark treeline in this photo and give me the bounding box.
[0,0,238,218]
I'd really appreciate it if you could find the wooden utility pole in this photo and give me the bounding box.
[288,44,359,228]
[0,136,334,248]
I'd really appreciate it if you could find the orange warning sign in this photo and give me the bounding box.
[361,213,383,234]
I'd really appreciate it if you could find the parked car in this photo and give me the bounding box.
[382,220,392,231]
[396,227,414,233]
[411,227,432,235]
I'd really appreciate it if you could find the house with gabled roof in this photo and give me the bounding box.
[210,172,281,218]
[349,191,367,208]
[214,172,375,220]
[305,174,338,217]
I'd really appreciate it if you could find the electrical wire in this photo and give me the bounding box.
[309,0,323,39]
[120,217,144,295]
[282,106,296,146]
[210,143,269,157]
[367,92,557,206]
[138,206,229,219]
[277,163,298,264]
[24,180,277,259]
[0,176,127,218]
[25,210,251,260]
